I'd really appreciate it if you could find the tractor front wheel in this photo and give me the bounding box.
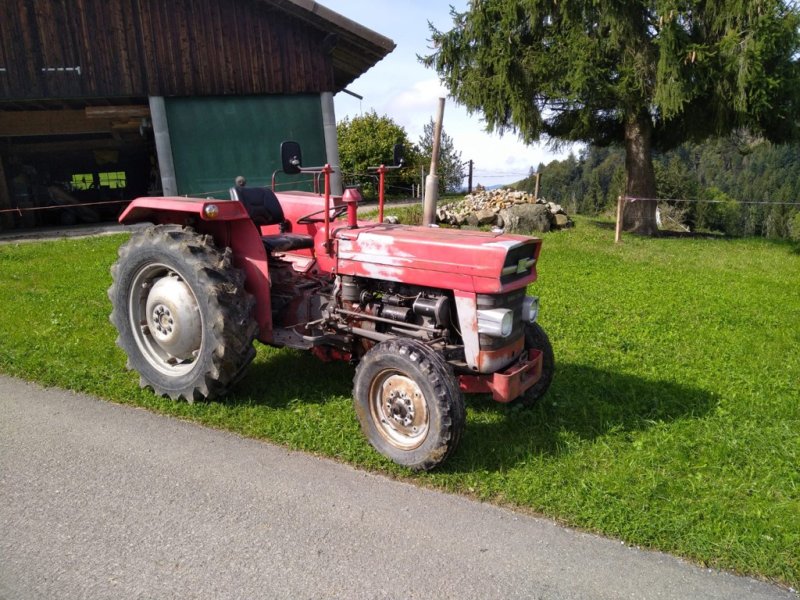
[108,225,257,402]
[353,339,465,470]
[518,322,555,407]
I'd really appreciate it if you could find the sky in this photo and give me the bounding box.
[321,0,576,187]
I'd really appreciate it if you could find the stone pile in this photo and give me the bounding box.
[436,188,573,233]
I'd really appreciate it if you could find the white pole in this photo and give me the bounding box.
[148,96,178,196]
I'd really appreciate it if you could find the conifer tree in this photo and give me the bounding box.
[424,1,800,234]
[418,119,466,193]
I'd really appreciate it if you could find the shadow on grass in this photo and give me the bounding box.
[656,230,725,239]
[232,349,353,408]
[231,349,716,474]
[443,361,717,473]
[587,218,727,240]
[588,220,616,230]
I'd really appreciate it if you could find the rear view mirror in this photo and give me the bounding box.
[393,143,405,167]
[281,141,302,174]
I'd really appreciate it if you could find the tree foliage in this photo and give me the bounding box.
[418,119,466,193]
[424,0,800,234]
[337,111,419,196]
[516,138,800,238]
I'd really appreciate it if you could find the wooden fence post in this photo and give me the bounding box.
[615,195,624,243]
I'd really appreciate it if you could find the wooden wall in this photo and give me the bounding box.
[0,0,336,100]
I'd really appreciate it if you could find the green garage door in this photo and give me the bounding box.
[165,95,326,197]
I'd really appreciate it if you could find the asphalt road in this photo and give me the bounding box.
[0,376,794,600]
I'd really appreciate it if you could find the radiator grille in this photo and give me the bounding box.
[500,241,538,284]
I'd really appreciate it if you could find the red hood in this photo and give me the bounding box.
[335,224,541,294]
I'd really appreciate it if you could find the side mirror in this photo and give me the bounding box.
[281,141,302,174]
[393,143,405,167]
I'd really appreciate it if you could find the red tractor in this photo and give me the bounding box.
[108,142,554,470]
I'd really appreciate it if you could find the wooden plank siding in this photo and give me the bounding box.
[0,0,337,100]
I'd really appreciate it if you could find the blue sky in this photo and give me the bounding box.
[322,0,575,186]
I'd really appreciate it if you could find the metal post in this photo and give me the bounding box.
[423,97,446,226]
[467,159,473,194]
[323,164,333,254]
[378,166,386,223]
[148,96,178,196]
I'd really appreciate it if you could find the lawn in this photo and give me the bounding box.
[0,217,797,587]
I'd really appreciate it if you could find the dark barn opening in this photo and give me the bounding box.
[0,100,155,229]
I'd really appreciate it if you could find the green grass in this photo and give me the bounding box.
[0,218,798,587]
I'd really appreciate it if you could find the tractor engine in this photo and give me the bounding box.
[331,276,453,351]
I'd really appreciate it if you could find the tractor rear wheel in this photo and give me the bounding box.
[353,339,465,470]
[518,322,555,407]
[108,225,257,402]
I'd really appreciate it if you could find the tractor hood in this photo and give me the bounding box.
[335,224,541,294]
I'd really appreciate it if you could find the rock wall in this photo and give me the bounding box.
[436,188,573,233]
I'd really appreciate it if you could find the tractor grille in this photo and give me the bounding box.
[476,289,526,350]
[500,241,538,285]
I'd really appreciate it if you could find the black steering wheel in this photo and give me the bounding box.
[296,205,348,224]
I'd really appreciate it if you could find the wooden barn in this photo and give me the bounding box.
[0,0,394,229]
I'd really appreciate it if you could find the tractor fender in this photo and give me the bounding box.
[119,196,251,224]
[119,196,274,342]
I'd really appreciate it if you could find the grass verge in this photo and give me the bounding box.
[0,217,797,586]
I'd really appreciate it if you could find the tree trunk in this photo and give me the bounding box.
[622,110,658,235]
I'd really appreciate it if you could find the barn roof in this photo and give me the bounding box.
[273,0,396,90]
[0,0,395,105]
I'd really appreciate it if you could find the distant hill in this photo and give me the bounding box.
[461,183,510,193]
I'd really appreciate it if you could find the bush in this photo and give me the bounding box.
[694,188,743,236]
[790,211,800,243]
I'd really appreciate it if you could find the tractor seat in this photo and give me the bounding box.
[229,184,314,253]
[261,233,315,253]
[230,185,285,226]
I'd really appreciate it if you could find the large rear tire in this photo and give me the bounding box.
[108,225,257,402]
[353,339,465,470]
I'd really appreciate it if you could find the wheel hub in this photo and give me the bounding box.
[370,372,429,450]
[144,274,202,361]
[152,304,175,335]
[386,390,415,427]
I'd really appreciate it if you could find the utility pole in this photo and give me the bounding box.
[467,159,473,194]
[423,98,446,226]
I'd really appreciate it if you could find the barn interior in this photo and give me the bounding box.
[0,99,156,230]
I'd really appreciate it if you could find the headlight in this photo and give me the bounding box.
[477,308,513,337]
[203,204,220,219]
[522,296,539,323]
